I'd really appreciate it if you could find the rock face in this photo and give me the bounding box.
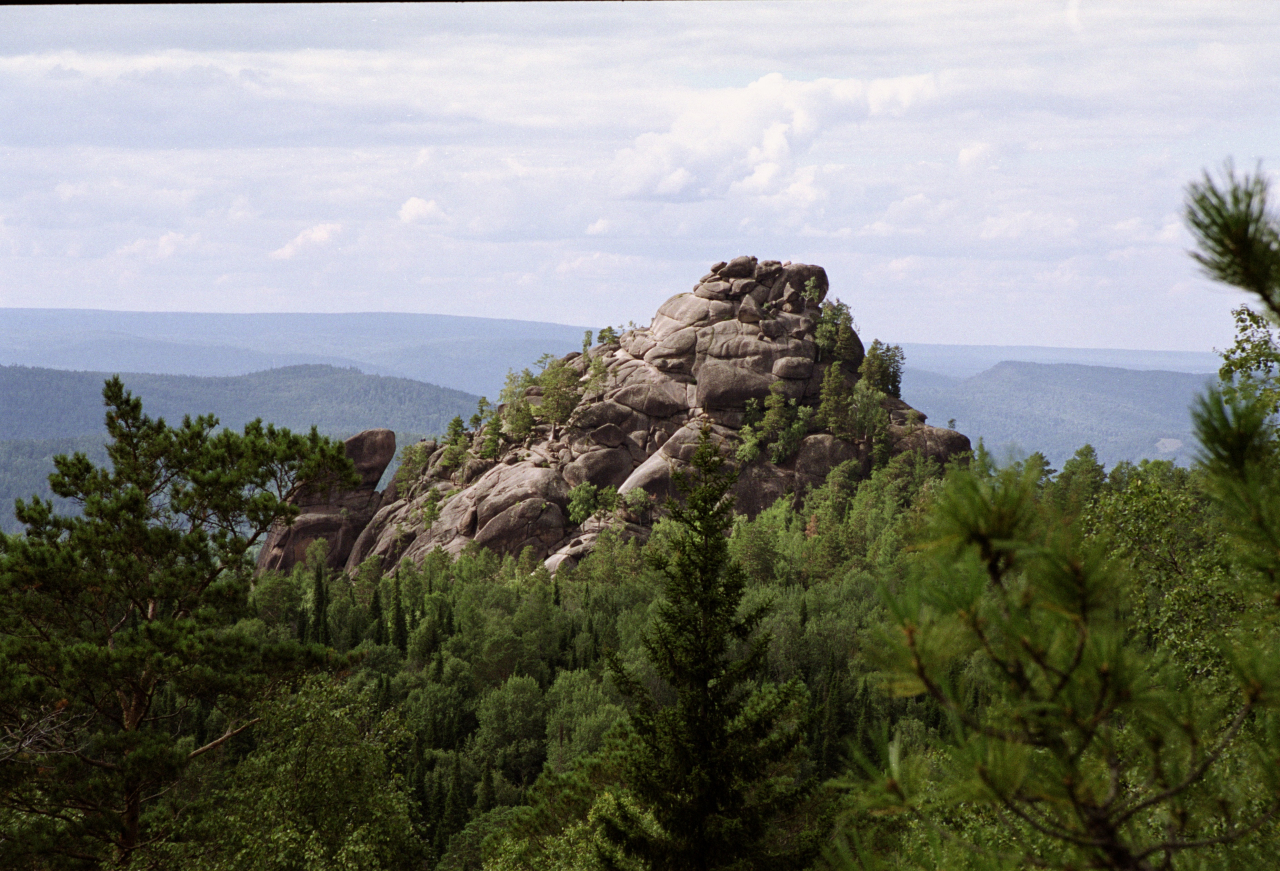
[305,258,970,577]
[257,429,397,574]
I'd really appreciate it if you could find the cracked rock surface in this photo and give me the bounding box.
[275,257,971,577]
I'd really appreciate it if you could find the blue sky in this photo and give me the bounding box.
[1,2,1278,352]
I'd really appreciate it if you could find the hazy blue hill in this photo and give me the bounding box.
[0,436,109,534]
[0,364,481,439]
[1,309,1221,401]
[0,364,483,533]
[902,362,1214,469]
[898,343,1219,378]
[0,309,588,398]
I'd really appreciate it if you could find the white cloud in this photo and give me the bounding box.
[957,142,992,168]
[269,223,341,260]
[0,4,1277,351]
[979,211,1078,241]
[398,197,444,223]
[116,231,200,260]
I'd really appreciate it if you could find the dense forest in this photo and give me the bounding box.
[3,167,1280,871]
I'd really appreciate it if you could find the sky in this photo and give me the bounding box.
[1,3,1278,353]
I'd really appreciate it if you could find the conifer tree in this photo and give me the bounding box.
[0,378,355,867]
[841,165,1280,871]
[392,571,409,654]
[368,583,387,645]
[602,429,813,871]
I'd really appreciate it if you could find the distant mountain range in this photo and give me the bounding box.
[0,308,589,400]
[0,307,1226,532]
[902,362,1214,469]
[0,363,480,440]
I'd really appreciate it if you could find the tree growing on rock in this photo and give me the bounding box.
[858,340,904,400]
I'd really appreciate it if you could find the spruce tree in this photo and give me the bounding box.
[392,571,408,654]
[602,429,812,871]
[368,583,387,645]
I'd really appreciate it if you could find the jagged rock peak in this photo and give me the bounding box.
[309,258,970,577]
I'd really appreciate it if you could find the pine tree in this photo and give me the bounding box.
[0,378,355,867]
[475,766,495,814]
[602,428,813,871]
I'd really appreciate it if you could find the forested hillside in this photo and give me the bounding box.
[0,363,479,439]
[903,361,1211,467]
[0,364,479,532]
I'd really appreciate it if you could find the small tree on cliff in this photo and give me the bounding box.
[0,378,355,868]
[602,430,814,871]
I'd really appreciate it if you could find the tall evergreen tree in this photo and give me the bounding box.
[392,571,408,654]
[602,429,813,871]
[0,378,355,868]
[368,583,387,646]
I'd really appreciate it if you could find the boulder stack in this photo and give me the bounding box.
[268,257,971,577]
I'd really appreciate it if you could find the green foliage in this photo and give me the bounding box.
[165,678,424,871]
[814,298,862,367]
[414,484,446,530]
[818,365,892,466]
[439,416,469,472]
[1185,160,1280,320]
[846,460,1280,870]
[596,326,621,346]
[1218,304,1280,414]
[497,354,585,438]
[620,487,653,524]
[568,483,620,526]
[395,439,435,487]
[537,357,584,427]
[473,674,548,787]
[736,382,813,465]
[858,339,904,399]
[0,377,355,868]
[470,397,492,431]
[603,429,815,870]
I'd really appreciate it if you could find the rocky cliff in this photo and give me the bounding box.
[258,257,970,577]
[257,428,397,573]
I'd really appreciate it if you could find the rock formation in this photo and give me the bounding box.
[254,258,970,578]
[257,428,397,573]
[327,257,970,577]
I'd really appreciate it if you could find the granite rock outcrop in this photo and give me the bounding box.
[287,257,971,577]
[257,428,397,574]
